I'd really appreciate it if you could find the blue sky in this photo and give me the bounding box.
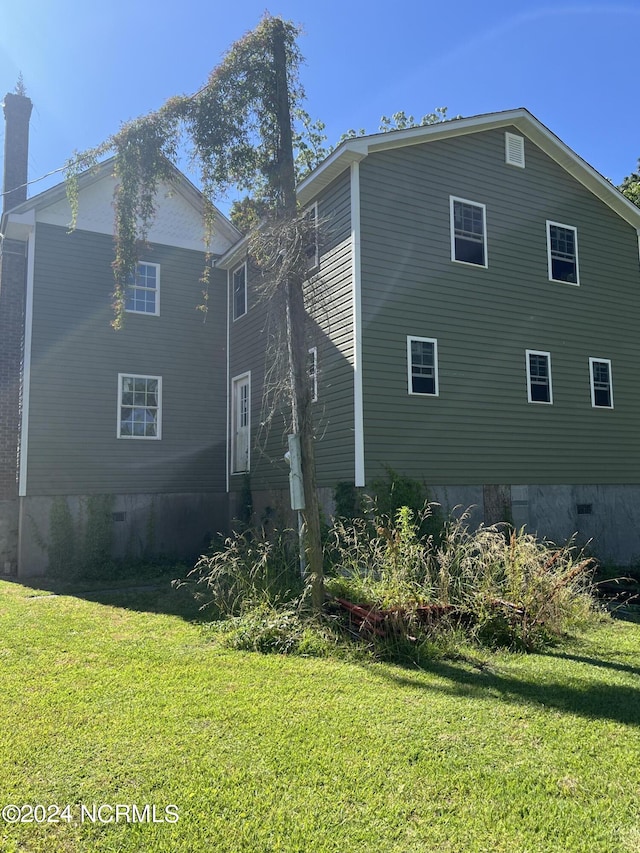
[1,1,638,209]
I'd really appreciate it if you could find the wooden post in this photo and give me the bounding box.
[272,19,324,611]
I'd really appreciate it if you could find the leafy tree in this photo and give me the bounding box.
[67,15,325,609]
[337,106,456,145]
[620,161,640,207]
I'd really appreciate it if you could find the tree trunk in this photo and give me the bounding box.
[272,20,324,611]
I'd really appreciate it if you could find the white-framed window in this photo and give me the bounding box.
[232,263,247,321]
[547,221,579,285]
[126,262,160,315]
[450,196,488,267]
[526,350,553,404]
[408,336,439,396]
[231,372,250,473]
[117,374,162,439]
[589,358,613,408]
[308,346,318,402]
[505,132,525,168]
[304,202,319,270]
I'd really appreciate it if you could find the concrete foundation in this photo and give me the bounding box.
[435,483,640,565]
[17,492,229,577]
[0,499,19,575]
[9,482,640,578]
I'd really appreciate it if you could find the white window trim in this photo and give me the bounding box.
[117,373,162,440]
[589,357,614,409]
[407,336,439,397]
[450,196,488,268]
[526,350,553,405]
[308,346,318,402]
[505,132,525,168]
[546,220,580,286]
[125,261,160,317]
[232,262,248,322]
[230,371,251,475]
[305,201,319,271]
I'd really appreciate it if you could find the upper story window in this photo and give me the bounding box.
[233,263,247,320]
[408,336,439,396]
[304,202,319,270]
[117,374,162,439]
[526,350,553,404]
[126,262,160,315]
[547,222,579,285]
[589,358,613,408]
[450,197,487,267]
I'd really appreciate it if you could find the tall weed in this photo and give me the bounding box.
[185,527,303,616]
[327,505,598,650]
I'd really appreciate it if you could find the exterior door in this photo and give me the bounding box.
[232,373,250,473]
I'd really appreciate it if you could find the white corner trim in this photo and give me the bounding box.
[226,267,230,493]
[351,161,365,487]
[18,225,36,496]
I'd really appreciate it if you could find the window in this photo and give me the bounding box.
[526,351,552,404]
[304,202,319,270]
[408,336,439,396]
[232,263,247,320]
[308,346,318,402]
[126,262,159,315]
[547,222,579,285]
[589,358,613,408]
[117,374,162,439]
[231,373,250,473]
[450,197,487,267]
[505,132,525,168]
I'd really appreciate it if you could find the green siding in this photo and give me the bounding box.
[359,127,640,485]
[228,171,354,493]
[26,223,227,495]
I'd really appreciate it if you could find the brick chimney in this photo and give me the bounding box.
[3,90,33,214]
[0,87,32,573]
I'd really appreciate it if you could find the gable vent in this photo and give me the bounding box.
[505,132,525,168]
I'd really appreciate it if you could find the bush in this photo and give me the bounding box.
[184,506,600,661]
[185,527,304,616]
[326,505,598,651]
[213,603,333,656]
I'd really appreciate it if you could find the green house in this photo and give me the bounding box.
[219,108,640,563]
[2,99,640,574]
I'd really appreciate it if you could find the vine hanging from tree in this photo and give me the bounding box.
[66,14,307,329]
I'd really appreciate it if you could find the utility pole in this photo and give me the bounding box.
[272,19,324,611]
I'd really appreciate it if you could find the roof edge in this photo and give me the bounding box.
[296,108,640,229]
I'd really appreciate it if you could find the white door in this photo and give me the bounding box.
[232,374,250,473]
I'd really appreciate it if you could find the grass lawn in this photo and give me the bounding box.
[0,574,639,852]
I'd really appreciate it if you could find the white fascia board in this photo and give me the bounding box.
[297,108,640,231]
[296,111,529,206]
[297,147,367,207]
[509,114,640,230]
[3,209,36,240]
[216,234,250,270]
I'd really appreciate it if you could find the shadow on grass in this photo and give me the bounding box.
[540,649,640,678]
[7,566,207,622]
[377,655,640,728]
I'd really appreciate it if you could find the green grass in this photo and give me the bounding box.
[1,576,639,852]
